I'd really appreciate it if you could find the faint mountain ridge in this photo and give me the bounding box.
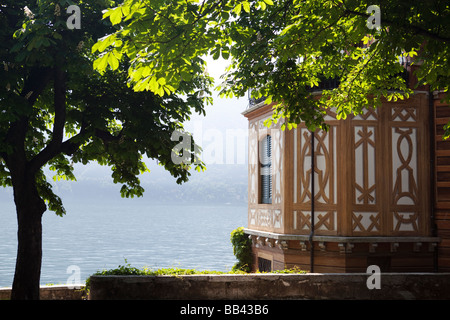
[32,162,249,205]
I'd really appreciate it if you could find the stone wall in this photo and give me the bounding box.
[0,285,87,300]
[89,273,450,300]
[2,273,449,300]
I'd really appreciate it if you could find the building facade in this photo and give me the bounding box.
[242,80,449,273]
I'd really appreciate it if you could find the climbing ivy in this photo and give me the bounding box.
[230,227,253,273]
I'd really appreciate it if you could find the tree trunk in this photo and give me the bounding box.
[10,176,47,300]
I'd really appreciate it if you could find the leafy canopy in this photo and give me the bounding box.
[0,0,206,216]
[223,0,449,131]
[95,0,449,133]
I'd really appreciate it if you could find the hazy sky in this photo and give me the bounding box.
[68,56,250,185]
[183,56,249,166]
[0,56,250,198]
[186,56,248,131]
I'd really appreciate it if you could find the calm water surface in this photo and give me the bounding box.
[0,201,247,287]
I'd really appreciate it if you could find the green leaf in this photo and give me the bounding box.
[107,52,119,70]
[109,7,123,25]
[180,70,192,81]
[92,35,114,53]
[157,77,166,86]
[93,55,109,72]
[121,4,131,17]
[221,50,230,60]
[212,48,220,60]
[242,1,250,13]
[53,32,63,40]
[233,4,242,15]
[182,57,192,66]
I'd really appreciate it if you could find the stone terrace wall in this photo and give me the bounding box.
[0,285,86,300]
[2,273,449,300]
[89,273,450,300]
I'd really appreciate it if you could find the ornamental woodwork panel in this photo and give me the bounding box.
[391,127,418,206]
[350,107,381,235]
[293,210,337,234]
[352,212,381,233]
[296,127,337,205]
[249,208,283,230]
[393,211,419,232]
[246,95,429,237]
[349,104,426,235]
[291,108,339,235]
[271,122,283,205]
[247,116,284,232]
[391,106,417,122]
[248,122,258,205]
[354,125,377,205]
[389,105,422,234]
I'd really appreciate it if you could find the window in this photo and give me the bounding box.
[260,135,272,204]
[258,257,272,272]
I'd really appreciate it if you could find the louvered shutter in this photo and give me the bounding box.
[260,135,272,204]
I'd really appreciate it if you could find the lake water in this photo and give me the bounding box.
[0,200,247,287]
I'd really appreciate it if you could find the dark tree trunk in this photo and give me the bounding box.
[6,67,63,300]
[10,175,46,300]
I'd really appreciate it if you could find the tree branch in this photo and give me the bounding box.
[4,67,52,172]
[28,67,66,174]
[60,129,88,156]
[344,9,450,43]
[94,128,123,143]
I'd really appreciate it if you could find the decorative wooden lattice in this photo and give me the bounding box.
[292,108,339,235]
[247,117,284,232]
[247,96,430,237]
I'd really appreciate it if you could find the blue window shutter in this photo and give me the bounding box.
[260,135,272,204]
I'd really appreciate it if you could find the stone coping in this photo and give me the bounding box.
[3,273,450,300]
[88,273,450,300]
[0,284,86,300]
[244,228,441,243]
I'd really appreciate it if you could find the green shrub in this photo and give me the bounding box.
[265,266,308,274]
[230,227,253,273]
[84,260,247,290]
[85,229,308,291]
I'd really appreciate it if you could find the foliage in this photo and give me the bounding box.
[0,0,208,299]
[264,266,308,274]
[89,262,242,277]
[84,259,308,290]
[220,0,435,130]
[227,0,448,131]
[84,260,247,290]
[92,0,272,97]
[230,227,253,272]
[96,0,449,134]
[0,0,206,217]
[229,227,308,273]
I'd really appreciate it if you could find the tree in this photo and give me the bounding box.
[4,0,448,300]
[221,0,450,132]
[95,0,449,133]
[0,0,205,300]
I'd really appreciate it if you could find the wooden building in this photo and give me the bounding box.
[242,72,450,273]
